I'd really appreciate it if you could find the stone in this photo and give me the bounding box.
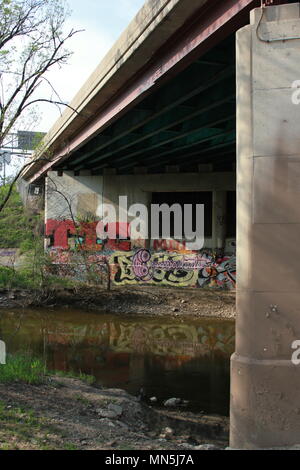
[150,397,158,403]
[194,444,219,450]
[159,427,174,440]
[108,403,123,417]
[163,398,181,407]
[96,409,118,419]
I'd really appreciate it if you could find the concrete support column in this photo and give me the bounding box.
[231,3,300,449]
[212,191,227,252]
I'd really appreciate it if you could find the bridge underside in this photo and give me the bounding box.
[55,36,236,176]
[23,0,300,450]
[43,33,237,291]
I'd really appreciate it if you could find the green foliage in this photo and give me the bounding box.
[0,185,41,250]
[0,266,38,288]
[0,353,96,386]
[76,212,99,224]
[0,353,45,384]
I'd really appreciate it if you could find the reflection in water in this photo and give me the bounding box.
[0,309,235,415]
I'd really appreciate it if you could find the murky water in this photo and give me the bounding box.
[0,309,235,416]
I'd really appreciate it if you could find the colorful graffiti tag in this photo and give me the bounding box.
[111,250,236,288]
[46,219,132,251]
[46,219,236,289]
[48,248,235,289]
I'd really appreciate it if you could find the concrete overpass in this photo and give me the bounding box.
[22,0,300,449]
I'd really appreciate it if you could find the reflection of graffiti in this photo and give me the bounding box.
[5,315,234,358]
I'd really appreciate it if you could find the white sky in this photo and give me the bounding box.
[37,0,146,133]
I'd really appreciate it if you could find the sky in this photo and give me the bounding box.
[37,0,146,133]
[3,0,145,178]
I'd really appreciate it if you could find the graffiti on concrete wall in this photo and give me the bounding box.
[45,219,236,289]
[111,250,236,288]
[46,219,132,251]
[48,247,235,289]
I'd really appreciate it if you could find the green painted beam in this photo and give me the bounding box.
[111,112,235,172]
[69,65,235,169]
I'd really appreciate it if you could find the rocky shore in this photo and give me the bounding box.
[0,285,236,319]
[0,376,229,450]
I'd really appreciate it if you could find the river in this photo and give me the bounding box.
[0,308,235,416]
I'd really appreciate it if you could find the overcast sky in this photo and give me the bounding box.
[37,0,146,132]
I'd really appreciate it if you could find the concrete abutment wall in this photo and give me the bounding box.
[45,170,236,288]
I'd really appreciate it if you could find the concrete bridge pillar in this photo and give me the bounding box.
[231,3,300,449]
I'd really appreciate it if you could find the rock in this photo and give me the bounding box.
[172,307,179,312]
[96,409,118,419]
[99,418,116,427]
[149,397,158,403]
[115,421,128,430]
[159,427,174,440]
[164,398,181,407]
[194,444,219,451]
[108,403,123,417]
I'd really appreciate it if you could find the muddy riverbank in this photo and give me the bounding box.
[0,376,228,450]
[0,286,236,319]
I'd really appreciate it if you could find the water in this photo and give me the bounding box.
[0,308,235,416]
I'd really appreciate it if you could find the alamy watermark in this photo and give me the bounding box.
[0,340,6,365]
[96,196,205,251]
[292,80,300,105]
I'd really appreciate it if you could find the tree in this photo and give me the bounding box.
[0,0,80,211]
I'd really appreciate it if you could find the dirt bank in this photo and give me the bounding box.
[0,286,236,319]
[0,376,228,450]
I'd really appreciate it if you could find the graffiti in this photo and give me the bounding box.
[111,250,236,289]
[46,220,201,254]
[198,255,236,289]
[132,249,153,281]
[46,219,236,289]
[152,239,189,252]
[46,219,131,251]
[48,247,236,289]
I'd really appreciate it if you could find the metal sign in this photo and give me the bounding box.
[17,131,46,151]
[0,151,11,165]
[29,184,43,196]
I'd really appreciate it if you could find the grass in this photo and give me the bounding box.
[0,401,78,450]
[0,354,45,384]
[0,352,96,386]
[0,354,95,450]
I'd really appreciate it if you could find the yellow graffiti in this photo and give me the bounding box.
[109,251,198,287]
